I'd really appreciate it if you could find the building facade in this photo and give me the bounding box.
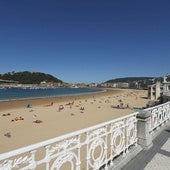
[148,75,170,101]
[148,82,163,100]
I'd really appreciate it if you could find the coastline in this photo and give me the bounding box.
[0,88,149,153]
[0,87,105,101]
[0,88,115,111]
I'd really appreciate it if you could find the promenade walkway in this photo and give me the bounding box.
[122,126,170,170]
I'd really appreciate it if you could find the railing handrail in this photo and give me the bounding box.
[144,101,170,111]
[0,111,138,161]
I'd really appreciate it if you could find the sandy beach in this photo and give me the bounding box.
[0,88,149,153]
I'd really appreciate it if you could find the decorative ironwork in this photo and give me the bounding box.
[47,137,80,157]
[110,121,125,155]
[147,102,170,132]
[0,112,139,170]
[50,152,79,170]
[126,116,137,145]
[0,152,36,170]
[87,138,107,170]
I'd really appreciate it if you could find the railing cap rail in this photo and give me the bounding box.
[144,101,170,111]
[137,110,151,119]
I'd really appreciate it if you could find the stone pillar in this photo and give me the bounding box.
[137,111,153,149]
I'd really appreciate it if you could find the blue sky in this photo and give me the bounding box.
[0,0,170,83]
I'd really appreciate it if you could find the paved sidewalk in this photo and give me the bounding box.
[122,126,170,170]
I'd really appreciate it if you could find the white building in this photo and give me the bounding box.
[148,75,170,101]
[148,82,163,100]
[112,82,129,88]
[163,75,170,92]
[162,75,170,102]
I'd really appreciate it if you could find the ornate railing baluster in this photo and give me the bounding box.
[45,145,50,170]
[76,135,81,170]
[104,125,108,170]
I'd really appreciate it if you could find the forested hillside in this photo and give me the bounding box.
[0,71,62,84]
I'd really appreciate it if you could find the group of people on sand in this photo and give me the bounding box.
[58,101,75,111]
[26,102,54,108]
[11,116,24,122]
[57,101,86,114]
[1,113,24,122]
[2,113,11,116]
[111,99,130,109]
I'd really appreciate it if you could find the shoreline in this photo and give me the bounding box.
[0,87,105,102]
[0,88,106,102]
[0,88,118,111]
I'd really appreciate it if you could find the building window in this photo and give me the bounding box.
[152,92,155,96]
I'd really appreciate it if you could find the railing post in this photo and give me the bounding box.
[137,111,153,149]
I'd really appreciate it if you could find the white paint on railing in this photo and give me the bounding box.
[144,101,170,133]
[0,112,138,170]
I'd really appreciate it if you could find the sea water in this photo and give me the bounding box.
[0,88,104,101]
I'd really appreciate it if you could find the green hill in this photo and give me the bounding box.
[105,77,156,83]
[0,71,62,84]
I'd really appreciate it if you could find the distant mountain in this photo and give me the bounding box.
[105,77,160,83]
[104,77,164,89]
[0,71,62,84]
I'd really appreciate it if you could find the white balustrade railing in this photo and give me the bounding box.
[0,112,138,170]
[145,101,170,133]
